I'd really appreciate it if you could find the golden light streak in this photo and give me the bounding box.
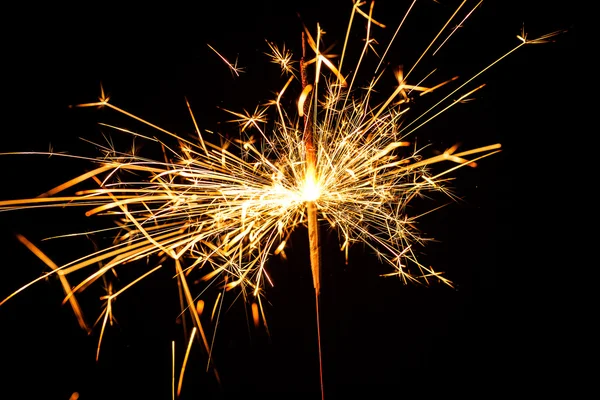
[172,341,175,400]
[208,281,227,368]
[252,301,260,328]
[274,240,287,256]
[317,55,347,87]
[399,83,488,138]
[185,97,209,157]
[207,44,244,77]
[298,84,313,117]
[432,0,484,56]
[14,234,89,333]
[210,292,221,322]
[337,0,361,76]
[419,76,459,96]
[375,0,417,73]
[355,3,386,28]
[38,164,117,198]
[256,295,269,335]
[100,265,163,301]
[177,326,197,397]
[398,28,566,139]
[173,259,220,383]
[96,299,111,361]
[370,0,467,124]
[196,299,205,316]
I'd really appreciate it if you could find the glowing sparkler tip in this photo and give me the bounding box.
[301,169,321,202]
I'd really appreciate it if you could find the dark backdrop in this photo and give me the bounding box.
[0,1,577,398]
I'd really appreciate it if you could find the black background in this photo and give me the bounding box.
[0,1,578,398]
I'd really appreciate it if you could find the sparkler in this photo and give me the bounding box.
[0,0,564,397]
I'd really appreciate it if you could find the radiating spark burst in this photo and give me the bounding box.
[266,40,297,77]
[0,0,564,394]
[207,43,245,77]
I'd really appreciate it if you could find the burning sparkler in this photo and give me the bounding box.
[0,0,565,397]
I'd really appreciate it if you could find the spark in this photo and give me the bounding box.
[221,106,269,132]
[207,44,245,77]
[177,326,197,397]
[432,0,484,56]
[251,301,260,328]
[266,40,297,76]
[13,234,90,333]
[0,0,563,396]
[172,341,176,400]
